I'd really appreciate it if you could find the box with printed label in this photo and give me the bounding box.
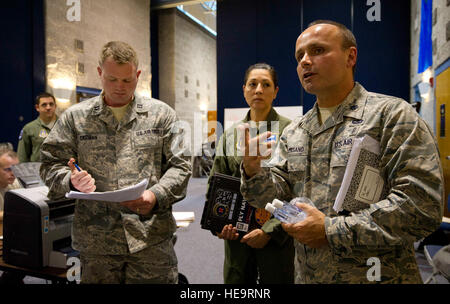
[201,173,259,237]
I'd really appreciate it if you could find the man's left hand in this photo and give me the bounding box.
[282,203,328,248]
[120,190,157,216]
[240,229,271,249]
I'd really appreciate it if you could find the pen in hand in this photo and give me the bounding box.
[68,157,82,172]
[73,162,81,172]
[68,158,96,193]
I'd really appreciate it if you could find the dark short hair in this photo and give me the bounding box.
[35,92,56,105]
[243,63,278,88]
[307,20,357,74]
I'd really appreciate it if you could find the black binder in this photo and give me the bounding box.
[201,173,258,237]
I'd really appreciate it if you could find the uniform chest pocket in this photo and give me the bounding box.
[330,148,351,167]
[288,154,307,193]
[132,131,163,149]
[329,148,350,198]
[32,134,46,148]
[288,154,307,172]
[331,133,355,165]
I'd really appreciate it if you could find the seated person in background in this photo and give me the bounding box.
[0,145,25,284]
[17,92,57,162]
[0,146,21,225]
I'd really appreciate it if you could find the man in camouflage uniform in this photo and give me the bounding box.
[240,20,444,283]
[40,41,191,283]
[17,93,58,162]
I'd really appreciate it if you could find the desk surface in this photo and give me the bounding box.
[0,240,68,283]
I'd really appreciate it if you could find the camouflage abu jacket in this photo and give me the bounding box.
[40,94,191,255]
[241,83,444,283]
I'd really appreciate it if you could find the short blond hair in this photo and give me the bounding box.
[98,41,139,68]
[0,143,17,160]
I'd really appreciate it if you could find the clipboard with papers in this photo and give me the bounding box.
[65,179,149,202]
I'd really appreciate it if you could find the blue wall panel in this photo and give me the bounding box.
[217,0,301,134]
[255,0,302,114]
[353,0,410,101]
[0,0,45,149]
[217,0,411,130]
[217,0,257,131]
[300,0,352,114]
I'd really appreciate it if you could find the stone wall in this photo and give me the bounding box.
[45,0,151,114]
[158,8,217,154]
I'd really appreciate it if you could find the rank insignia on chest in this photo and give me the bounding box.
[39,129,48,138]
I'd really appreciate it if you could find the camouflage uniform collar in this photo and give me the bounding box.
[333,82,367,120]
[132,95,151,113]
[91,92,146,115]
[91,93,142,129]
[90,94,107,116]
[300,82,367,136]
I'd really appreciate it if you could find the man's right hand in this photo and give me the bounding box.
[216,224,239,240]
[68,158,96,193]
[239,124,273,178]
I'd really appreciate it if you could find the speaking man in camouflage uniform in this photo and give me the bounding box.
[240,20,444,283]
[40,41,191,283]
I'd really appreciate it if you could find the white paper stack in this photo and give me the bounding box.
[65,179,148,202]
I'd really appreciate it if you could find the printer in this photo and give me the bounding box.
[11,162,46,188]
[3,173,78,269]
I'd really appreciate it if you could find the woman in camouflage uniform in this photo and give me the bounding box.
[208,63,294,283]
